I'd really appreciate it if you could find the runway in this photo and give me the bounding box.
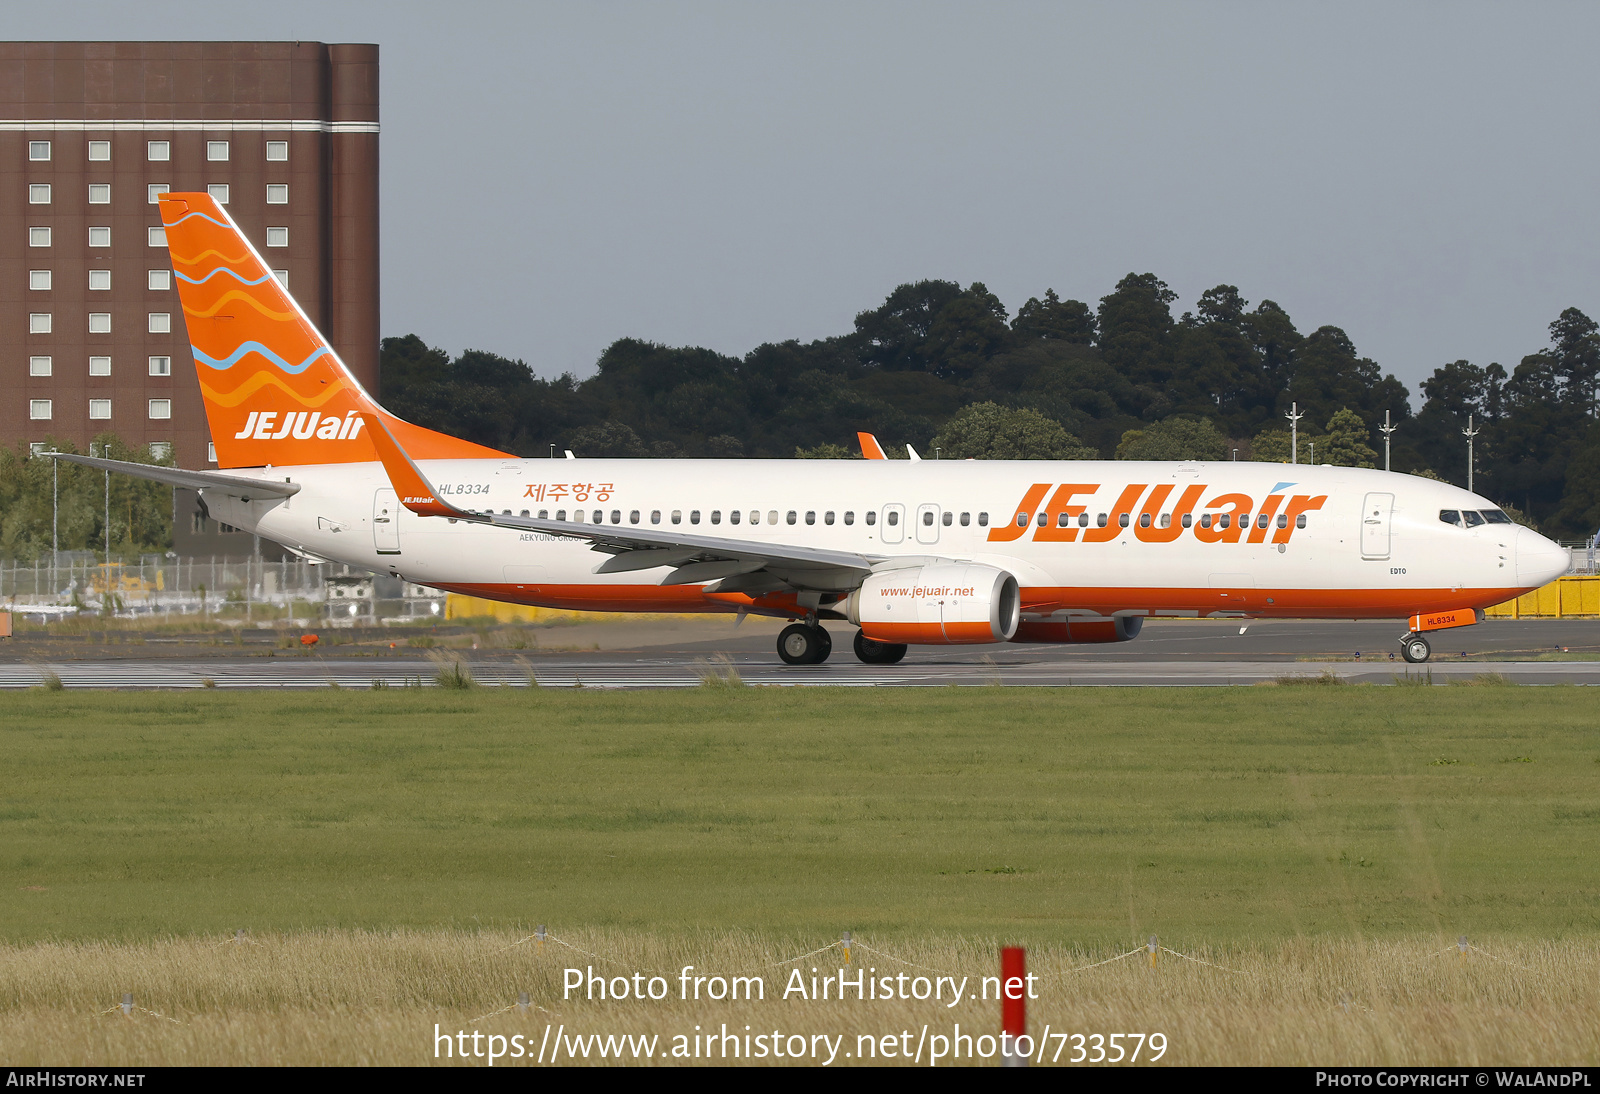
[2,617,1597,688]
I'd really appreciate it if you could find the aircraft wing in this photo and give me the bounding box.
[41,452,301,500]
[361,413,883,591]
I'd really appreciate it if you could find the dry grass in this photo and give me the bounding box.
[1,930,1597,1066]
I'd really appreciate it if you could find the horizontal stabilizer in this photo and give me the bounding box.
[43,452,300,500]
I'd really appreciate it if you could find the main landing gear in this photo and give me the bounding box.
[853,629,907,665]
[777,622,832,665]
[1400,632,1432,664]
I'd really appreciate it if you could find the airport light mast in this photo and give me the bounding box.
[1380,410,1396,472]
[1463,414,1480,493]
[1285,402,1303,464]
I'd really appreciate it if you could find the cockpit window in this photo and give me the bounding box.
[1439,509,1462,526]
[1462,510,1485,527]
[1481,509,1513,524]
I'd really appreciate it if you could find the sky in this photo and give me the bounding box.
[12,2,1600,399]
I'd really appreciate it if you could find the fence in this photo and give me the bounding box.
[0,556,444,624]
[1484,575,1600,619]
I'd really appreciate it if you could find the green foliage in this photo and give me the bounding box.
[930,402,1097,460]
[0,435,174,562]
[794,443,860,459]
[1115,416,1228,461]
[1251,428,1295,464]
[1318,408,1380,468]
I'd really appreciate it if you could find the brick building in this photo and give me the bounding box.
[1,41,380,471]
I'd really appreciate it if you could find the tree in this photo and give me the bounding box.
[852,280,965,372]
[795,443,860,459]
[1012,289,1096,343]
[930,402,1096,460]
[567,422,647,458]
[1548,307,1600,416]
[0,436,174,561]
[1318,408,1379,468]
[1115,416,1229,461]
[1251,428,1294,464]
[1096,273,1176,386]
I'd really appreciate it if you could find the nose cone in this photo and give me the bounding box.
[1515,528,1569,588]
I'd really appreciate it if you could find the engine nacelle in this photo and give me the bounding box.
[1011,616,1144,644]
[845,563,1020,645]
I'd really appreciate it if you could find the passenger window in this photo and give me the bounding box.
[1219,514,1231,529]
[593,510,604,524]
[1036,512,1047,527]
[1200,513,1212,529]
[1238,513,1250,528]
[884,511,896,527]
[1015,512,1029,527]
[1295,514,1307,529]
[538,509,548,519]
[1439,509,1462,526]
[844,511,855,525]
[1159,513,1170,528]
[960,512,970,526]
[520,510,529,517]
[710,510,721,525]
[1275,513,1287,529]
[729,510,741,524]
[555,509,567,521]
[1257,514,1269,529]
[977,512,988,527]
[611,510,621,524]
[1078,513,1089,527]
[1118,514,1129,528]
[1096,513,1108,528]
[768,510,779,525]
[629,510,640,524]
[942,511,952,526]
[690,510,700,525]
[825,511,835,525]
[866,511,876,526]
[671,510,682,524]
[806,511,816,525]
[749,511,760,524]
[1138,513,1151,528]
[1181,513,1192,528]
[787,511,798,525]
[651,510,661,524]
[1463,511,1485,527]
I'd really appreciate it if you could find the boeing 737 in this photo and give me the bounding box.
[52,193,1571,666]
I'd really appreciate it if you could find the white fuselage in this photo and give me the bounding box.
[203,458,1568,627]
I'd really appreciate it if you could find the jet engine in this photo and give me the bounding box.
[845,563,1020,645]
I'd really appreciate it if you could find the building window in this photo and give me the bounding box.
[148,226,167,247]
[266,140,288,161]
[149,356,171,376]
[149,399,172,420]
[88,140,110,161]
[89,270,111,290]
[88,183,110,203]
[29,184,51,204]
[207,442,217,463]
[28,140,51,161]
[149,442,171,460]
[29,270,51,291]
[148,270,171,291]
[30,400,52,420]
[266,227,288,247]
[29,227,51,247]
[88,313,110,333]
[29,356,52,377]
[147,183,169,204]
[89,399,111,420]
[147,140,170,161]
[89,356,111,377]
[271,270,289,288]
[207,140,230,161]
[29,313,51,334]
[266,184,288,204]
[88,226,110,247]
[207,184,229,204]
[149,313,171,333]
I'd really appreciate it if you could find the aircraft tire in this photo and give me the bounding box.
[778,623,824,665]
[813,626,833,664]
[853,630,908,665]
[1401,634,1432,664]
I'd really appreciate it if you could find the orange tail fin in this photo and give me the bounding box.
[159,192,508,467]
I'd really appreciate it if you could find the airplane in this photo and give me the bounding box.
[50,192,1572,667]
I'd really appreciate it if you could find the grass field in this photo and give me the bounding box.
[5,685,1599,1065]
[3,686,1598,943]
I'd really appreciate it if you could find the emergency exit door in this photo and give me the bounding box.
[1360,492,1393,560]
[374,488,401,554]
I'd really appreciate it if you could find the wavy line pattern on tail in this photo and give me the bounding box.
[159,192,508,467]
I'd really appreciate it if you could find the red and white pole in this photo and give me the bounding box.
[1001,946,1027,1067]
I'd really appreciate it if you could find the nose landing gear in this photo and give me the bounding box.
[1400,633,1432,664]
[777,622,832,665]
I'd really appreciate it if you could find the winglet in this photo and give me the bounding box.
[857,432,887,460]
[361,412,473,519]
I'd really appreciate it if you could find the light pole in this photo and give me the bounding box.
[1463,414,1480,494]
[51,448,59,593]
[1285,402,1303,464]
[102,443,110,564]
[1380,410,1396,472]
